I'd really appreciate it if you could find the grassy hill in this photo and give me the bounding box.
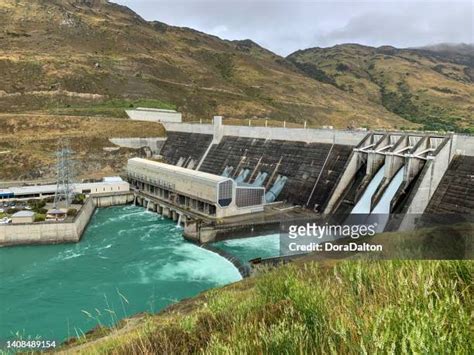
[0,0,411,129]
[288,44,474,132]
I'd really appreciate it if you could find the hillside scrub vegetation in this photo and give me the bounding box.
[288,44,474,132]
[47,98,176,118]
[0,0,412,129]
[0,114,166,180]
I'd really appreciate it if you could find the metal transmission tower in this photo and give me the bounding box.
[53,140,76,209]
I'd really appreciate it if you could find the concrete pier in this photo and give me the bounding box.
[162,207,171,219]
[172,210,178,222]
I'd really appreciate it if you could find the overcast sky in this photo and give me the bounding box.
[115,0,473,56]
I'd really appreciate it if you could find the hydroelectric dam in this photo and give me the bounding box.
[118,117,474,243]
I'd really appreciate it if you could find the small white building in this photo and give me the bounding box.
[11,211,35,224]
[0,177,130,201]
[125,108,182,123]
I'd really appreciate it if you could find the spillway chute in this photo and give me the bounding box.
[369,166,405,232]
[372,166,405,215]
[351,164,385,214]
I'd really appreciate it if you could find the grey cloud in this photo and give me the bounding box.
[114,0,473,55]
[317,2,473,48]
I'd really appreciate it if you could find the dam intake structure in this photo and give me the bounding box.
[115,117,474,243]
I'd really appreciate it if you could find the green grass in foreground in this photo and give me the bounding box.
[48,98,176,118]
[75,260,473,354]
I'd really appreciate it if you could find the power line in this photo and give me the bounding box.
[53,140,76,209]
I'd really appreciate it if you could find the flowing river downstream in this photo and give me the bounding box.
[0,205,244,342]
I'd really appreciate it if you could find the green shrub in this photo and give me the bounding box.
[72,194,86,205]
[28,199,47,213]
[37,208,48,215]
[6,208,19,215]
[291,61,336,85]
[336,63,350,72]
[34,214,46,222]
[67,208,78,217]
[215,53,235,80]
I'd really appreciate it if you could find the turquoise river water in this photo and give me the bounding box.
[0,206,252,342]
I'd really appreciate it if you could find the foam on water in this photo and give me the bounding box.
[220,234,280,249]
[155,243,241,283]
[0,206,242,342]
[212,234,281,264]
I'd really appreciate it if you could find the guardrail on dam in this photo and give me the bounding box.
[119,117,473,238]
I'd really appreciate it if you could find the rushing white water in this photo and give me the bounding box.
[0,206,242,341]
[370,166,405,232]
[372,167,404,214]
[351,164,386,214]
[212,234,281,263]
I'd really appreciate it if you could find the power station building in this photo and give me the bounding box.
[127,158,265,219]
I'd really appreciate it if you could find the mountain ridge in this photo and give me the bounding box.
[287,43,473,131]
[0,0,413,129]
[1,0,472,131]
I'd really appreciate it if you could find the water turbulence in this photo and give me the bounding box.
[0,206,241,342]
[372,167,404,214]
[351,164,385,214]
[212,234,281,265]
[370,166,405,231]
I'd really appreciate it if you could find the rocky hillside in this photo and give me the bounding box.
[0,0,411,129]
[0,114,165,180]
[288,44,474,132]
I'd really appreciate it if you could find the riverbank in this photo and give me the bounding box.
[59,258,473,354]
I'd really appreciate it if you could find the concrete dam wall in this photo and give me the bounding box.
[162,121,368,145]
[425,155,474,214]
[199,136,352,210]
[135,119,474,235]
[109,138,167,154]
[160,132,213,168]
[155,130,352,211]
